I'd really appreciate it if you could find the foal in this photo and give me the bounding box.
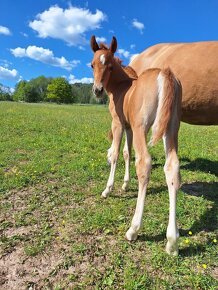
[90,36,182,255]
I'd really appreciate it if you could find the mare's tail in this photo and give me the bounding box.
[149,68,182,146]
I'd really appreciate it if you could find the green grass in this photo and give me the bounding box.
[0,101,217,289]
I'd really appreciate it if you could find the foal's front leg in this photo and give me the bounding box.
[126,127,152,240]
[102,123,123,198]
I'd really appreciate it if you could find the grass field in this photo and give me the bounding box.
[0,101,217,289]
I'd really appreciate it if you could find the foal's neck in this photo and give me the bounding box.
[106,62,132,95]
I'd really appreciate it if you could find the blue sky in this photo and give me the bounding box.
[0,0,218,90]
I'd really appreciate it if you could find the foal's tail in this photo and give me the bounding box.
[149,68,182,146]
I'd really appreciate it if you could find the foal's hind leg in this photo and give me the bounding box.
[122,128,133,191]
[163,130,180,255]
[126,127,151,241]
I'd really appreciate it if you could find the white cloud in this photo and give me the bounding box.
[11,47,26,57]
[10,46,80,71]
[0,25,11,35]
[132,19,144,34]
[29,5,106,46]
[0,59,12,68]
[0,66,19,81]
[0,84,14,94]
[69,74,93,84]
[118,49,131,59]
[96,36,106,43]
[20,32,28,37]
[78,46,86,51]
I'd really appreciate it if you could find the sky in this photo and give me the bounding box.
[0,0,218,90]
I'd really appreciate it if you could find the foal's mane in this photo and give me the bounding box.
[99,43,138,80]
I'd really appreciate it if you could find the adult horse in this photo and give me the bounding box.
[130,41,218,125]
[90,35,182,255]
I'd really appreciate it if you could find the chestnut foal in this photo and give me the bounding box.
[90,36,182,255]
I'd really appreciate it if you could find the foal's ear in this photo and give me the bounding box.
[110,36,117,54]
[90,35,99,52]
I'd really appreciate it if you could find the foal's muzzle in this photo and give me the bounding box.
[92,85,104,97]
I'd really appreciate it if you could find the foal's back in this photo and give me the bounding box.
[123,67,181,145]
[124,68,161,129]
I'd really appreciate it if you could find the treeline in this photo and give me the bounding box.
[0,76,108,104]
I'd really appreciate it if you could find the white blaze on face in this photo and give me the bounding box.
[100,54,106,65]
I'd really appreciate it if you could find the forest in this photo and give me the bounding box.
[0,76,107,104]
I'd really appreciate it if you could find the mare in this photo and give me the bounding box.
[130,41,218,125]
[90,36,182,255]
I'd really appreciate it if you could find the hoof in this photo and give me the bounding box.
[122,182,128,191]
[125,227,138,241]
[101,190,109,198]
[101,187,112,198]
[165,241,179,256]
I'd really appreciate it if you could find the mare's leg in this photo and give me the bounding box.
[126,127,151,240]
[122,128,133,191]
[163,128,180,255]
[102,122,123,198]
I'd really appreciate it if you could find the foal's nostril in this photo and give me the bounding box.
[93,86,104,97]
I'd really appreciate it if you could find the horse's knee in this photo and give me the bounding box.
[123,149,129,161]
[164,156,179,173]
[164,156,180,189]
[135,155,152,183]
[107,146,119,165]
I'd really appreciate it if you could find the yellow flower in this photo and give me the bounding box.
[62,220,65,225]
[202,264,207,269]
[185,239,189,244]
[188,231,192,235]
[213,239,217,243]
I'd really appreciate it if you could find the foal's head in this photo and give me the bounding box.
[90,35,117,97]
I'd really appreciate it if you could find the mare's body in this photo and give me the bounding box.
[130,41,218,125]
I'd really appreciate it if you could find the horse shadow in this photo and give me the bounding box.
[136,180,217,257]
[180,157,218,177]
[180,181,218,233]
[180,157,217,252]
[118,157,218,256]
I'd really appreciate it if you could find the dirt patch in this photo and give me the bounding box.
[0,233,117,289]
[0,245,64,290]
[4,225,36,239]
[211,266,218,280]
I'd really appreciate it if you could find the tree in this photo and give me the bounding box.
[13,80,27,102]
[71,83,92,103]
[47,77,73,103]
[13,77,53,103]
[71,83,108,104]
[12,76,107,104]
[30,76,53,102]
[23,81,39,102]
[0,84,13,101]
